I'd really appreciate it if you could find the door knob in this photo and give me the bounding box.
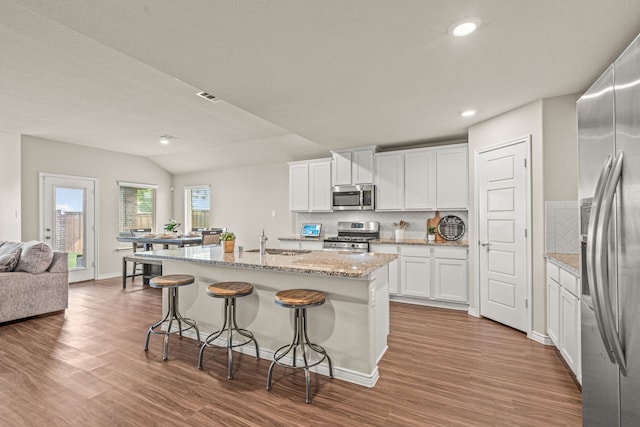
[479,241,490,248]
[45,236,51,240]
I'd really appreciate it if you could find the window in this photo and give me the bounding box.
[118,182,157,233]
[185,185,210,231]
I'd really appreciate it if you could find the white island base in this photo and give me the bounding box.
[159,259,390,387]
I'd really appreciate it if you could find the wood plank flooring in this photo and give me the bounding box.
[0,278,582,426]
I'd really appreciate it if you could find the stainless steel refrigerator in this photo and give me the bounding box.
[578,32,640,426]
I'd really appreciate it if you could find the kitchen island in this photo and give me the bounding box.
[131,246,397,387]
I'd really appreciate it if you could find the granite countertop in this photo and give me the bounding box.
[545,253,580,276]
[371,238,469,247]
[132,246,397,279]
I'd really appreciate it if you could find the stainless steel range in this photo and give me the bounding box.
[323,221,380,252]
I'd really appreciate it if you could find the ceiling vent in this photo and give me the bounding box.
[196,91,222,103]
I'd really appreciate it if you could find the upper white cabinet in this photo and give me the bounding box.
[436,146,469,209]
[374,152,404,210]
[332,147,375,185]
[375,144,466,211]
[288,159,332,212]
[404,148,437,210]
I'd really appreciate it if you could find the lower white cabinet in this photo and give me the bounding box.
[560,287,580,374]
[279,240,324,251]
[400,255,431,298]
[546,260,581,382]
[370,244,468,307]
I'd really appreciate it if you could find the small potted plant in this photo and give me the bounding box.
[427,225,437,243]
[220,231,236,253]
[164,219,180,235]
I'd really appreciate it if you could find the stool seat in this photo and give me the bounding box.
[150,274,195,288]
[274,289,325,308]
[207,281,253,298]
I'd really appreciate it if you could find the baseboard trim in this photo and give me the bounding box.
[98,272,121,280]
[389,295,468,311]
[529,330,552,345]
[467,307,479,317]
[160,325,379,388]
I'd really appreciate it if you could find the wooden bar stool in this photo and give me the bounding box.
[266,289,333,403]
[144,274,201,360]
[198,282,260,379]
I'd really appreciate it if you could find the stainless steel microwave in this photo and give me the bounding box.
[332,184,375,211]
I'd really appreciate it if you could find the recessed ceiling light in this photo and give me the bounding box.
[449,17,481,37]
[460,110,477,118]
[159,135,175,145]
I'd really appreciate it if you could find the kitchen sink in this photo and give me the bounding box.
[245,248,311,256]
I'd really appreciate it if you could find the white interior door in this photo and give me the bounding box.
[477,138,530,332]
[40,174,96,283]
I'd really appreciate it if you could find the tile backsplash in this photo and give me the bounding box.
[545,201,579,254]
[295,210,468,241]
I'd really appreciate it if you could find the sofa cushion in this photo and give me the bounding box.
[0,247,22,272]
[0,241,23,257]
[15,241,54,274]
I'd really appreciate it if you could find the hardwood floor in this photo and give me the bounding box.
[0,278,582,426]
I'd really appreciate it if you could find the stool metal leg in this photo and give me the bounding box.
[266,306,332,403]
[144,286,200,361]
[198,297,259,379]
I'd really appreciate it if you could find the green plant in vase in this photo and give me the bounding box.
[220,231,236,253]
[427,225,437,242]
[164,219,180,233]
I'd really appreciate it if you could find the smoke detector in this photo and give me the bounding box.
[196,91,222,103]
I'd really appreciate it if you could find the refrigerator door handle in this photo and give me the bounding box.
[587,155,615,363]
[595,150,627,375]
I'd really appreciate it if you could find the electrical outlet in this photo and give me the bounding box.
[271,210,276,218]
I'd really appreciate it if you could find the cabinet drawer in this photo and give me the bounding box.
[559,268,579,297]
[399,245,431,257]
[369,244,398,255]
[433,247,467,260]
[546,262,560,281]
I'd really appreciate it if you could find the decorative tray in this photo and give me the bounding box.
[437,216,465,241]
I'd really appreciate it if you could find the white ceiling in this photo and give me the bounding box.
[2,1,640,174]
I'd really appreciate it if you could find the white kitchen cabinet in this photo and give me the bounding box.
[546,260,581,382]
[370,244,399,295]
[547,275,561,346]
[374,152,404,210]
[399,245,431,298]
[279,240,301,250]
[400,256,431,298]
[352,148,375,184]
[560,287,580,376]
[331,148,375,185]
[332,151,352,185]
[289,162,309,211]
[433,247,468,303]
[288,159,331,212]
[279,240,324,251]
[404,148,436,210]
[436,146,468,209]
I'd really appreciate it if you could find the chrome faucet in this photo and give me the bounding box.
[260,229,268,254]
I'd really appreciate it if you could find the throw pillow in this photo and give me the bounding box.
[0,241,23,257]
[15,241,54,274]
[0,247,21,272]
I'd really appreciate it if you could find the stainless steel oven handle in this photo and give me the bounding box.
[587,154,614,363]
[595,150,627,375]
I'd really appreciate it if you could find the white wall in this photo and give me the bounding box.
[543,94,580,201]
[172,163,294,250]
[0,132,22,242]
[21,135,173,278]
[468,100,545,334]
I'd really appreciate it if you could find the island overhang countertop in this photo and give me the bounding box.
[132,246,398,279]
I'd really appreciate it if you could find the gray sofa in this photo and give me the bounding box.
[0,241,69,323]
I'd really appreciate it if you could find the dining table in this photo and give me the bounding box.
[117,234,203,251]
